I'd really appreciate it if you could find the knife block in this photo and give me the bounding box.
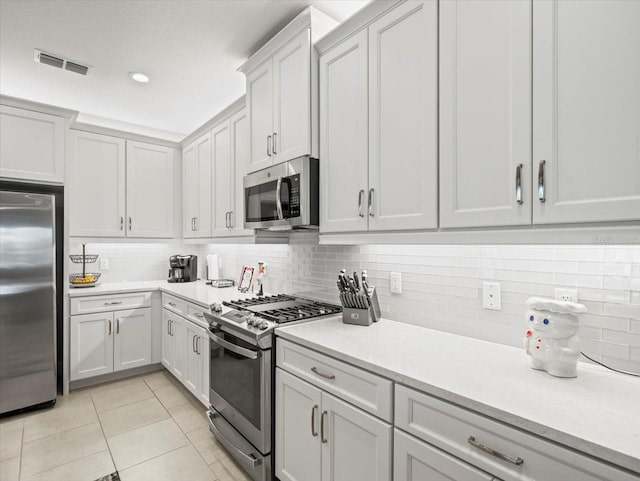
[342,288,381,326]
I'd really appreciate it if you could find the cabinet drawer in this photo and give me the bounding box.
[276,338,392,422]
[162,293,185,315]
[185,302,208,327]
[395,385,636,481]
[70,292,151,315]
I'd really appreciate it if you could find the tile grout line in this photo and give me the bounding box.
[91,395,119,478]
[18,419,24,481]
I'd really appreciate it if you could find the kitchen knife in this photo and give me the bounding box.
[347,276,358,294]
[361,270,370,296]
[353,272,360,291]
[339,269,349,292]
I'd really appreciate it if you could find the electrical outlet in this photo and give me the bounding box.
[482,282,501,310]
[100,258,109,270]
[390,272,402,294]
[554,288,578,302]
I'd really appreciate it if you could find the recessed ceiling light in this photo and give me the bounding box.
[129,72,150,83]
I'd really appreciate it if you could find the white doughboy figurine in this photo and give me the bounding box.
[524,297,587,378]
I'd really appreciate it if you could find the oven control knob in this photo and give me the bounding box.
[211,303,223,313]
[258,321,269,330]
[247,316,256,326]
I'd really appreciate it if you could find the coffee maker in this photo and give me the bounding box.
[168,255,197,283]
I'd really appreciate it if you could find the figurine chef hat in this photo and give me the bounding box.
[526,297,587,315]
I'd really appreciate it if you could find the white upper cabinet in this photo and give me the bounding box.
[320,1,438,234]
[439,0,532,228]
[69,131,126,237]
[126,140,175,238]
[533,0,640,224]
[319,30,369,233]
[183,132,212,238]
[230,108,254,235]
[246,62,274,173]
[0,105,64,184]
[272,29,312,163]
[368,0,438,231]
[240,8,337,173]
[212,120,233,236]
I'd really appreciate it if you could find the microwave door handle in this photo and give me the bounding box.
[275,176,284,220]
[208,331,259,360]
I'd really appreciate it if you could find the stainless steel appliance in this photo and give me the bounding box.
[0,183,61,414]
[168,254,197,283]
[204,295,341,481]
[243,156,319,231]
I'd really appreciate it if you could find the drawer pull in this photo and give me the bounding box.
[194,312,204,318]
[468,436,524,466]
[311,367,335,380]
[104,301,122,306]
[311,404,318,437]
[168,302,176,307]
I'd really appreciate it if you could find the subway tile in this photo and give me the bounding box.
[603,303,640,320]
[603,330,640,348]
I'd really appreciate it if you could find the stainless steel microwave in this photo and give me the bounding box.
[243,156,319,231]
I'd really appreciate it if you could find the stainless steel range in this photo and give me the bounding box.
[204,294,341,481]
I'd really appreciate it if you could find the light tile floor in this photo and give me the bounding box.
[0,370,252,481]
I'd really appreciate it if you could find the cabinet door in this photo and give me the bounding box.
[183,322,202,395]
[126,141,174,238]
[172,315,187,381]
[197,333,209,406]
[246,61,274,173]
[319,30,369,233]
[533,0,640,224]
[70,312,114,381]
[275,368,322,481]
[368,1,438,231]
[161,310,175,371]
[69,131,126,237]
[440,0,532,228]
[321,391,392,481]
[230,108,254,236]
[182,141,198,238]
[195,132,213,236]
[0,105,64,183]
[273,28,311,163]
[212,120,233,237]
[394,429,493,481]
[113,308,151,372]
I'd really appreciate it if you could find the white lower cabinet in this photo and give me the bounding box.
[161,295,209,406]
[70,307,151,381]
[394,429,493,481]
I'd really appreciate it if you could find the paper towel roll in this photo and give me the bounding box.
[206,254,220,280]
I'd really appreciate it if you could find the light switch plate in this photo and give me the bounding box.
[100,258,109,270]
[554,288,578,302]
[482,282,501,310]
[390,272,402,294]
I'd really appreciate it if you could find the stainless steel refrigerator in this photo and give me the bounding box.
[0,182,61,414]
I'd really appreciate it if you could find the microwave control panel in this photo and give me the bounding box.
[289,174,300,218]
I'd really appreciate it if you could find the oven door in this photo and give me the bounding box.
[208,328,271,454]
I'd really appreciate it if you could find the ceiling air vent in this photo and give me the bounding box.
[34,49,92,76]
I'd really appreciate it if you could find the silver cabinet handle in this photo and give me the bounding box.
[537,160,546,203]
[194,217,198,231]
[468,436,524,466]
[108,320,112,335]
[272,132,277,154]
[311,404,319,437]
[116,318,120,334]
[267,135,272,157]
[120,216,124,230]
[311,366,335,380]
[168,302,176,307]
[368,188,374,217]
[196,337,200,355]
[320,411,328,443]
[128,217,132,231]
[358,189,365,217]
[275,177,284,220]
[104,301,122,306]
[228,211,233,229]
[170,320,174,336]
[224,212,228,228]
[167,319,171,335]
[515,163,523,205]
[192,335,197,353]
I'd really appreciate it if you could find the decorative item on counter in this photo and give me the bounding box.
[208,279,235,288]
[337,268,381,326]
[254,261,267,296]
[524,297,587,378]
[238,266,254,293]
[69,243,101,288]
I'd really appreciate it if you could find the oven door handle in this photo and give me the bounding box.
[208,411,262,468]
[275,176,284,220]
[208,331,259,360]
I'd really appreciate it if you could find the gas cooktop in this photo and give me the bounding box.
[222,294,342,324]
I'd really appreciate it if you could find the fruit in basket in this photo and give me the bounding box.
[72,274,95,284]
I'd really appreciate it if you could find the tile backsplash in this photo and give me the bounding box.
[70,237,640,374]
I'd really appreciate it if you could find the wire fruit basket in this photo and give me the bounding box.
[69,243,101,288]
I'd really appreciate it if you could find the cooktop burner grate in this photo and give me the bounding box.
[223,295,341,324]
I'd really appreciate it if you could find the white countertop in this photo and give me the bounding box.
[276,317,640,473]
[68,280,254,309]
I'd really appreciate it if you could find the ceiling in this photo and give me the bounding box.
[0,0,369,142]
